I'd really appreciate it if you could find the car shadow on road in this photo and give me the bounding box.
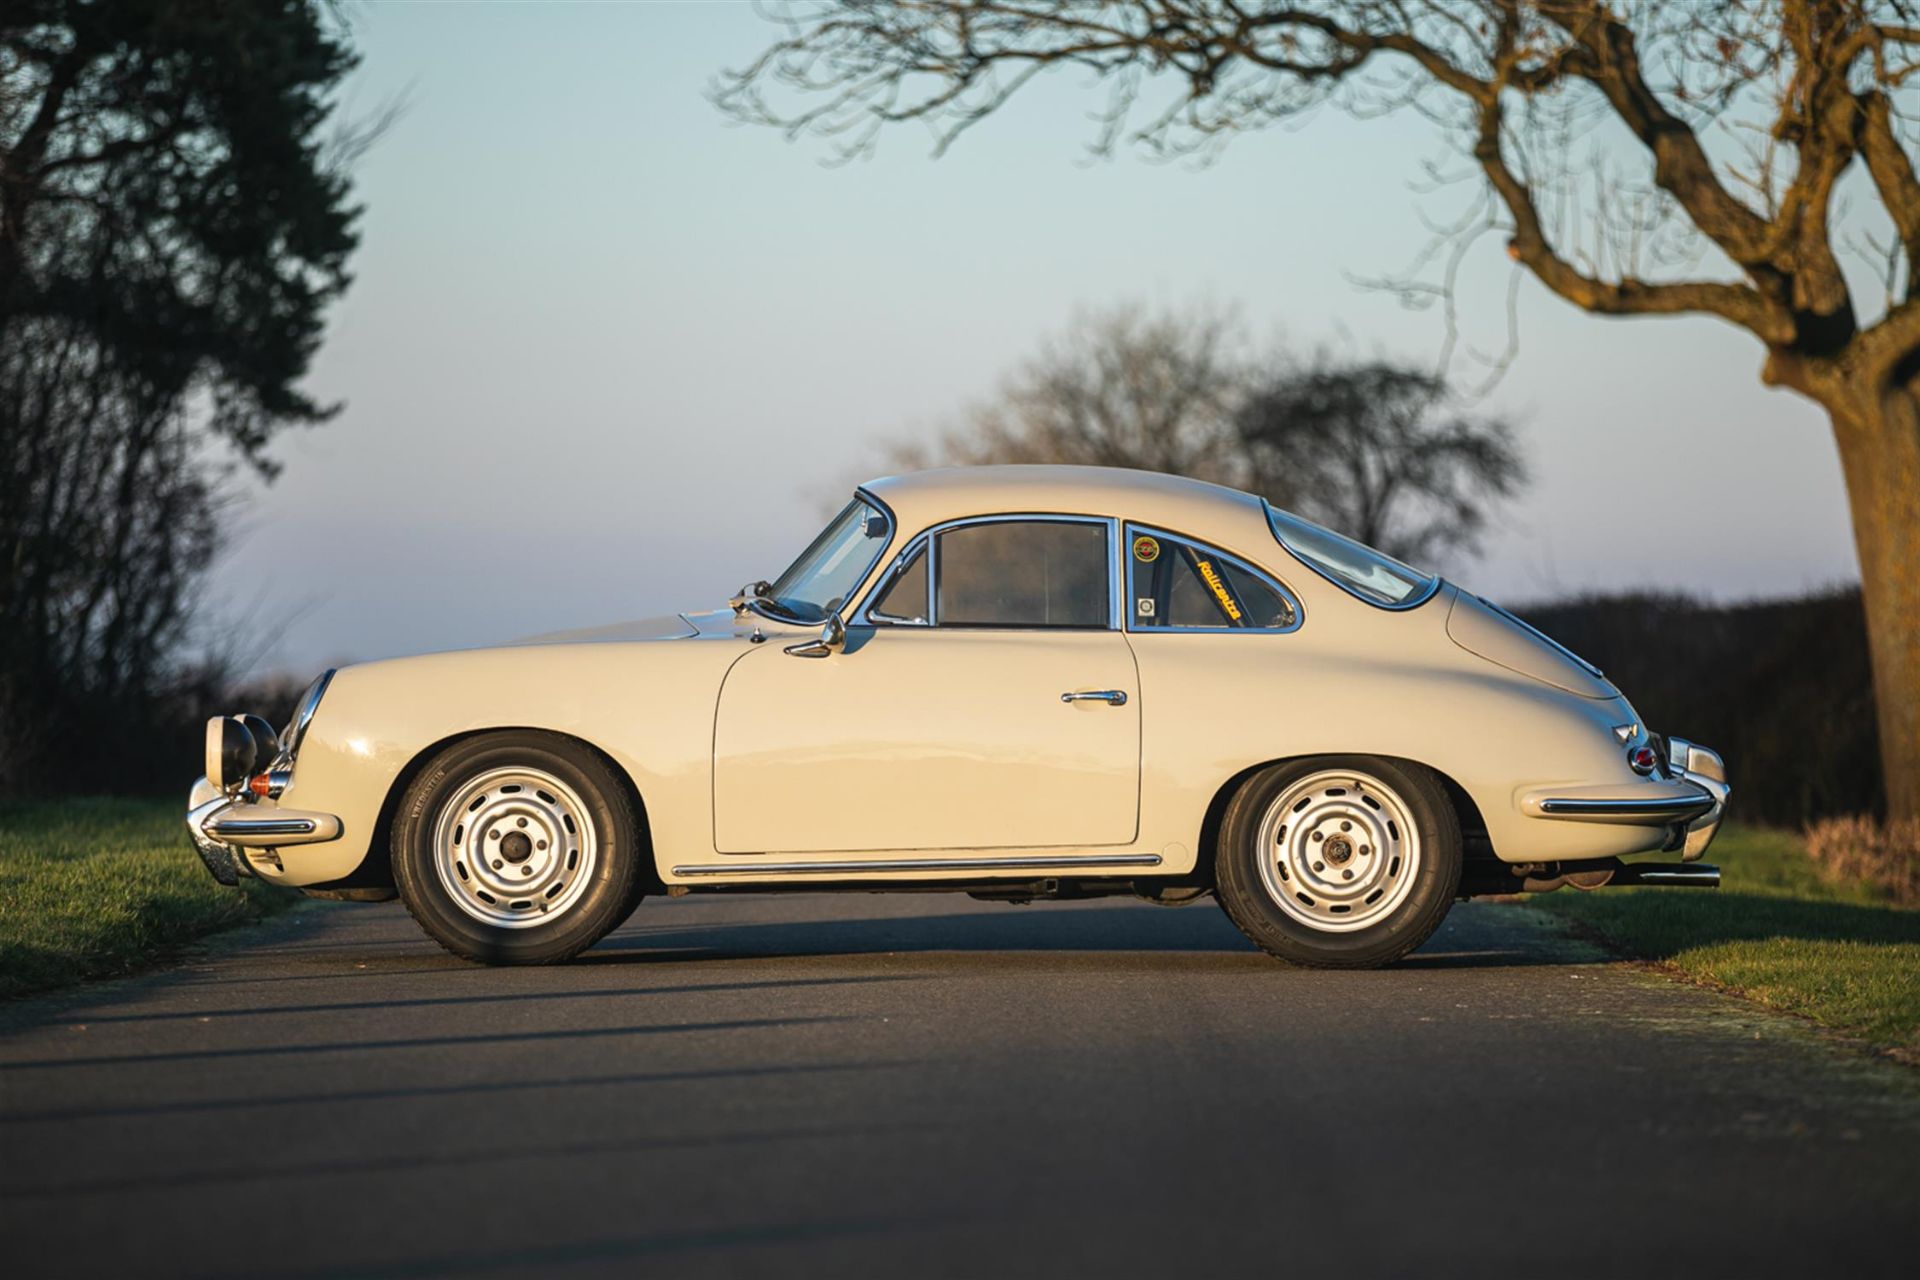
[585,902,1585,970]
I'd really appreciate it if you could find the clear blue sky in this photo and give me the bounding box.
[213,2,1861,674]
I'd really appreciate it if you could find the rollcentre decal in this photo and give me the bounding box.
[1197,560,1242,622]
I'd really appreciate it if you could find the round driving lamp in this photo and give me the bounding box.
[239,714,281,767]
[205,716,257,793]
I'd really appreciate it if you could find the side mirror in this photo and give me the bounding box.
[783,613,846,659]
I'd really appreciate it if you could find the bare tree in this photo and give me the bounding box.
[890,303,1247,481]
[889,302,1523,568]
[1,2,364,792]
[1238,357,1526,565]
[720,2,1920,823]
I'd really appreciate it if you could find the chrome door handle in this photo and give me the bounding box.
[1060,690,1128,706]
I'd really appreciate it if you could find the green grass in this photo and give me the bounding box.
[0,796,296,1000]
[1536,824,1920,1058]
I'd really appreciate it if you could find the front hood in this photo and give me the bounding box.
[509,612,698,645]
[1445,590,1618,699]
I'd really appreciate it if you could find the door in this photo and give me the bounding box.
[712,516,1141,853]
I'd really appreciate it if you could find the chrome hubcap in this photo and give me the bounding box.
[431,767,598,928]
[1255,769,1420,932]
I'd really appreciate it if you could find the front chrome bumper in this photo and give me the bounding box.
[185,776,343,886]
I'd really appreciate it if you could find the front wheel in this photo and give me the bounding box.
[1214,756,1461,968]
[392,731,646,964]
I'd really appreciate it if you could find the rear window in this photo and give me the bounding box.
[1265,504,1436,609]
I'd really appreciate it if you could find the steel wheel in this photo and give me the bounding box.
[1254,768,1422,933]
[429,766,600,928]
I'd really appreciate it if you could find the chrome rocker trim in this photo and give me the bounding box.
[672,853,1164,879]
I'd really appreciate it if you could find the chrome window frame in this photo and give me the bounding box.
[757,487,897,625]
[1263,501,1440,612]
[1121,523,1306,636]
[855,513,1121,632]
[865,540,931,625]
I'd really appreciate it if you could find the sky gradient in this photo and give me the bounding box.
[211,3,1862,675]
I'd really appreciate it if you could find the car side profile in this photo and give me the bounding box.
[188,465,1729,969]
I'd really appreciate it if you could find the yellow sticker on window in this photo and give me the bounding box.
[1197,560,1242,622]
[1132,535,1160,562]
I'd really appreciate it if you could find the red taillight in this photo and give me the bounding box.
[1629,745,1658,774]
[248,773,273,798]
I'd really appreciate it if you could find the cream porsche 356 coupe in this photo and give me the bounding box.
[188,466,1728,969]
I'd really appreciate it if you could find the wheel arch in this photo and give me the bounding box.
[1196,753,1493,881]
[328,726,656,891]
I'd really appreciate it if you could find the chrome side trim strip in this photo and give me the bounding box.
[1536,794,1715,822]
[672,853,1163,878]
[207,816,318,838]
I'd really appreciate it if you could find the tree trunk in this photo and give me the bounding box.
[1830,388,1920,823]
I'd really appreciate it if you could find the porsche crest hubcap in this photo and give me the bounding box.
[1254,770,1420,933]
[431,767,598,928]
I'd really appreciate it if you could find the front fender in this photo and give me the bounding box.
[275,637,753,886]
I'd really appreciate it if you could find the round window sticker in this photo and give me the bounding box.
[1132,535,1160,563]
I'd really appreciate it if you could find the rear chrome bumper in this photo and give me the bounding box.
[185,776,343,886]
[1519,739,1731,862]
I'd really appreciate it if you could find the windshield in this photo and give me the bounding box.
[765,497,893,622]
[1265,503,1437,609]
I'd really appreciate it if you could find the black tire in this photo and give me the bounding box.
[1214,755,1461,969]
[391,731,646,965]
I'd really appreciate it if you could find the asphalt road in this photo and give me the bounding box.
[3,892,1917,1279]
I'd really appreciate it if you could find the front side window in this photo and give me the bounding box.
[935,519,1110,628]
[1127,526,1300,631]
[766,496,893,622]
[1265,504,1436,609]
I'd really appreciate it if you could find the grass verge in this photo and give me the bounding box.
[0,796,297,1000]
[1534,823,1920,1059]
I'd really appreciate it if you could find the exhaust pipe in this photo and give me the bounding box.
[1460,859,1721,897]
[1611,862,1720,889]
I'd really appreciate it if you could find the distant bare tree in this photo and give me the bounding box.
[888,303,1524,569]
[891,304,1247,482]
[1239,358,1526,565]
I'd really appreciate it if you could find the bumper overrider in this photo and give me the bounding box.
[185,670,343,886]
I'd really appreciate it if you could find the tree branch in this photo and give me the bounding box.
[1471,84,1794,343]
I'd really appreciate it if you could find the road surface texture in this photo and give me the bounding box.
[3,892,1917,1279]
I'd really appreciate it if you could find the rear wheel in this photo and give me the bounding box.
[1214,756,1460,968]
[392,731,645,964]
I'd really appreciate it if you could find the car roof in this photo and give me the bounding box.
[860,465,1269,537]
